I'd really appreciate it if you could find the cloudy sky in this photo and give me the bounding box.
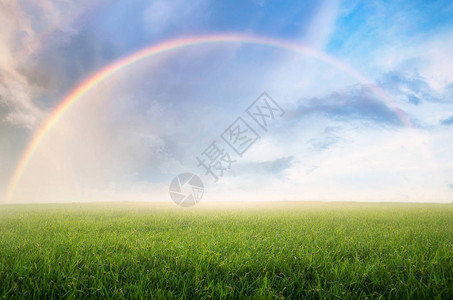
[1,0,452,203]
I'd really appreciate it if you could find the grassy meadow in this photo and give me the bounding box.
[0,201,451,299]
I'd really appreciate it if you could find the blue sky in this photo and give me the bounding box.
[0,0,452,203]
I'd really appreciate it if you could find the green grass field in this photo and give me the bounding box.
[0,202,451,299]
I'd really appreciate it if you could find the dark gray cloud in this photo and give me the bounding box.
[285,67,451,130]
[441,116,453,125]
[287,86,404,126]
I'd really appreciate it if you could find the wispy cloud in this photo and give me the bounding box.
[303,0,340,49]
[234,156,294,176]
[378,68,441,105]
[441,116,453,125]
[308,126,343,151]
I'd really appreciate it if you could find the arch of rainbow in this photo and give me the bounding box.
[4,33,414,203]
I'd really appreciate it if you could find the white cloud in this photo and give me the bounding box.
[0,1,40,128]
[0,0,95,128]
[143,0,207,36]
[303,0,340,50]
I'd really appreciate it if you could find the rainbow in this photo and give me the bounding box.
[3,33,413,203]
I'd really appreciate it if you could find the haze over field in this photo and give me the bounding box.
[1,0,453,203]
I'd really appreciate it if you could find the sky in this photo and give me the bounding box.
[0,0,452,203]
